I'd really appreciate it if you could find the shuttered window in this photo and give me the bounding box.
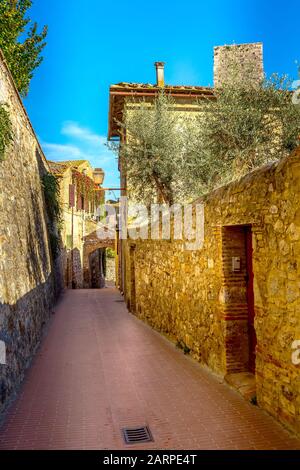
[69,184,75,208]
[77,193,82,211]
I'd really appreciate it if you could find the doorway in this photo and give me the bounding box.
[222,225,256,374]
[245,227,256,373]
[89,248,106,289]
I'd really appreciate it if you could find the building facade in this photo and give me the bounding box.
[48,160,113,289]
[109,42,264,293]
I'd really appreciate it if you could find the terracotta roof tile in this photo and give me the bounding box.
[48,160,88,175]
[108,82,215,139]
[111,82,214,93]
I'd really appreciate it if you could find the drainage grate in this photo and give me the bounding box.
[122,426,153,444]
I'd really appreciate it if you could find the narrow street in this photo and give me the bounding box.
[0,288,299,450]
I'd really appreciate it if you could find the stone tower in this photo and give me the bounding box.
[214,42,264,88]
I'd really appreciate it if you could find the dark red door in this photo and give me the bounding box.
[245,227,256,374]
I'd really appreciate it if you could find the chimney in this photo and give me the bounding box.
[93,168,104,186]
[155,62,165,87]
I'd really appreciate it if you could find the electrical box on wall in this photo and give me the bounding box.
[232,257,241,272]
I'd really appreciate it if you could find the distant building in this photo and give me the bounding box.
[48,160,113,288]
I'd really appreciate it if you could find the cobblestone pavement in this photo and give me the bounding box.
[0,288,299,450]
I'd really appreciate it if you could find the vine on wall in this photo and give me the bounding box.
[73,170,103,207]
[42,172,62,259]
[0,104,13,161]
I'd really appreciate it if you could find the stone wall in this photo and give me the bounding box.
[89,248,106,288]
[123,147,300,435]
[55,165,108,289]
[105,256,116,283]
[57,167,84,288]
[0,52,57,414]
[214,42,263,88]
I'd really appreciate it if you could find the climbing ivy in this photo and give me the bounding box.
[0,104,13,161]
[74,171,95,200]
[42,172,62,259]
[106,248,116,258]
[74,170,103,206]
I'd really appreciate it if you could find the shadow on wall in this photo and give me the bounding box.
[72,247,82,288]
[26,186,64,297]
[36,148,64,296]
[64,247,107,289]
[61,247,85,289]
[0,157,62,416]
[0,276,55,415]
[89,248,106,289]
[26,188,50,286]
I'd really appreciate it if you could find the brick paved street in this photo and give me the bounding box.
[0,288,299,450]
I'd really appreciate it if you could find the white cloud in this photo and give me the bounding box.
[61,121,102,146]
[41,121,119,188]
[42,142,82,160]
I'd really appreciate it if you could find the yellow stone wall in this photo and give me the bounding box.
[58,167,85,287]
[123,147,300,435]
[58,164,106,288]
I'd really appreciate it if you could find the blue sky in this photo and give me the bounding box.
[24,0,299,196]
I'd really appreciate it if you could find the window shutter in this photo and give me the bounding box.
[77,193,82,211]
[69,184,75,208]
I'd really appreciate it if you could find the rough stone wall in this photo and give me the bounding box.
[58,168,84,288]
[214,43,263,88]
[58,169,108,289]
[105,256,116,282]
[88,248,106,288]
[0,53,56,413]
[124,147,300,435]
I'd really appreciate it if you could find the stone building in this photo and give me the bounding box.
[48,160,113,289]
[108,43,300,435]
[214,42,263,88]
[109,60,214,291]
[109,42,264,293]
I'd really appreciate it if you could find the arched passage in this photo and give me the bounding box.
[83,230,114,288]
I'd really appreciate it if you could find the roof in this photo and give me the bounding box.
[48,160,90,175]
[108,82,215,139]
[48,161,68,175]
[110,82,214,93]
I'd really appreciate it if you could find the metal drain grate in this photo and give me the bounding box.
[122,426,153,444]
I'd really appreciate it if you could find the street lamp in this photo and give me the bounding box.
[93,168,104,185]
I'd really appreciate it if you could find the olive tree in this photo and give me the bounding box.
[194,73,300,187]
[115,66,300,205]
[117,92,200,205]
